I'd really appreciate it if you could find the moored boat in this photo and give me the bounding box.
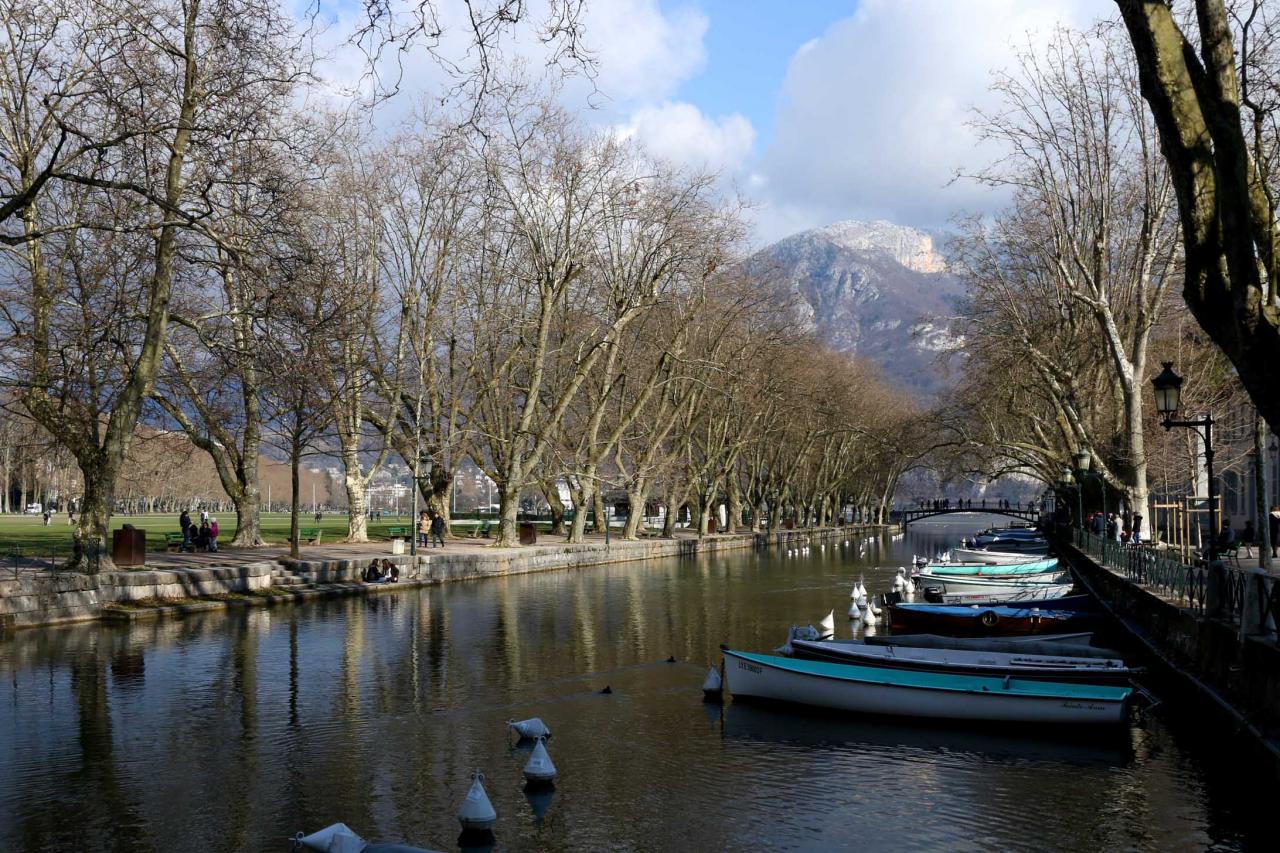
[787,638,1136,684]
[721,648,1130,725]
[888,601,1097,636]
[914,571,1070,594]
[922,583,1075,605]
[920,557,1059,575]
[951,547,1055,564]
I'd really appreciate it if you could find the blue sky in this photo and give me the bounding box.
[669,1,853,155]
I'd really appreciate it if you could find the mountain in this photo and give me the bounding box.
[745,219,964,397]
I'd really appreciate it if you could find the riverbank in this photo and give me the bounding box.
[1061,536,1280,780]
[0,525,883,631]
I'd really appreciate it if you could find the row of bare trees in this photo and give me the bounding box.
[0,1,915,565]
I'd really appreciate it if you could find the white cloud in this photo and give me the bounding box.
[582,1,708,105]
[752,0,1113,242]
[618,102,754,175]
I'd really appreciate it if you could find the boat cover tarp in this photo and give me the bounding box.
[865,633,1121,659]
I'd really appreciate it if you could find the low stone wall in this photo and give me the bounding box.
[1062,540,1280,776]
[0,562,275,629]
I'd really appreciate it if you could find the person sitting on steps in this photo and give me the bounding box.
[363,560,382,583]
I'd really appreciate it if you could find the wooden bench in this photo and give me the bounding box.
[385,526,410,540]
[300,527,321,544]
[164,532,187,551]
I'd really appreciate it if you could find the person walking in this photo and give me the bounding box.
[430,511,445,548]
[208,517,219,552]
[180,510,192,552]
[1270,506,1280,559]
[418,510,430,548]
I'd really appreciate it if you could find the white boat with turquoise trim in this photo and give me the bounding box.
[921,557,1059,575]
[721,648,1131,725]
[951,547,1052,565]
[915,571,1069,594]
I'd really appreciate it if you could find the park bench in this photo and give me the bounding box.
[469,521,493,539]
[385,526,410,539]
[300,527,321,544]
[1221,542,1242,567]
[164,532,187,551]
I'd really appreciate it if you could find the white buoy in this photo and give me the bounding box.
[508,717,551,740]
[818,609,835,639]
[522,738,557,785]
[294,823,365,853]
[848,601,863,621]
[458,771,497,832]
[865,596,882,617]
[854,579,868,605]
[702,665,723,698]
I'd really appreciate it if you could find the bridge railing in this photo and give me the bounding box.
[1072,528,1279,632]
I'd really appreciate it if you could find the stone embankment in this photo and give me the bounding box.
[1,525,880,630]
[1062,538,1280,779]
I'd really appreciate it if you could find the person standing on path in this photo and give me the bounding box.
[1269,506,1280,559]
[430,511,445,548]
[418,510,430,548]
[180,510,192,552]
[209,517,219,552]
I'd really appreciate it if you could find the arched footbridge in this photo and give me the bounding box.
[898,507,1040,527]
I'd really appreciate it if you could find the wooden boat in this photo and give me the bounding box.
[921,557,1059,575]
[915,571,1070,594]
[923,583,1075,605]
[721,648,1131,725]
[864,632,1115,656]
[788,638,1136,684]
[888,601,1097,636]
[951,547,1055,564]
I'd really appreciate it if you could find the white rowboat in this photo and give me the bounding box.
[722,649,1130,725]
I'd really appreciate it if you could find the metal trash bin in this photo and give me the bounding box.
[112,528,146,567]
[518,522,537,545]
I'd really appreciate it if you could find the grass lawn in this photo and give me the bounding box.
[0,512,421,556]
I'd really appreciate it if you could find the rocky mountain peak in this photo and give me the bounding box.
[808,219,946,274]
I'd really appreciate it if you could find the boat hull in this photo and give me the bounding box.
[723,649,1129,725]
[924,584,1076,605]
[951,547,1054,564]
[888,603,1096,636]
[915,571,1069,594]
[788,639,1134,684]
[922,557,1059,576]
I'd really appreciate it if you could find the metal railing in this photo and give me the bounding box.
[1072,528,1277,632]
[1073,528,1207,615]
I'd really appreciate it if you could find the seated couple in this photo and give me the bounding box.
[363,559,400,583]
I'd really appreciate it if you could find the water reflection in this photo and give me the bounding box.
[0,519,1271,851]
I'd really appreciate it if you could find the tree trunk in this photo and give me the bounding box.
[726,478,743,534]
[429,479,453,537]
[289,433,301,559]
[72,462,115,572]
[495,484,520,547]
[1257,414,1272,569]
[542,482,566,537]
[343,459,368,543]
[592,489,607,537]
[567,481,589,544]
[661,485,679,537]
[623,481,646,540]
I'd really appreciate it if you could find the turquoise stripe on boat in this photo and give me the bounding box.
[727,650,1131,701]
[924,558,1059,575]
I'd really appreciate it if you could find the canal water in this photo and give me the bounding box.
[0,517,1272,851]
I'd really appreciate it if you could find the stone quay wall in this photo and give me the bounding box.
[1062,539,1280,778]
[2,525,882,631]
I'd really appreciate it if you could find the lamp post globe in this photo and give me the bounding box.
[1151,362,1183,420]
[1074,449,1091,473]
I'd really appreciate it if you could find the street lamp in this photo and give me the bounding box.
[1152,361,1217,562]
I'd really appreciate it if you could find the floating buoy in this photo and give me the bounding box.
[818,609,835,639]
[293,823,364,852]
[865,597,882,618]
[522,738,556,786]
[507,717,551,740]
[702,665,722,699]
[457,771,497,833]
[599,685,613,695]
[848,602,863,622]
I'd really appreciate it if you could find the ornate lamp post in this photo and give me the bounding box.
[1151,362,1217,563]
[1074,449,1105,533]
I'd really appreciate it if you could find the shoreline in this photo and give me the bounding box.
[2,525,885,631]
